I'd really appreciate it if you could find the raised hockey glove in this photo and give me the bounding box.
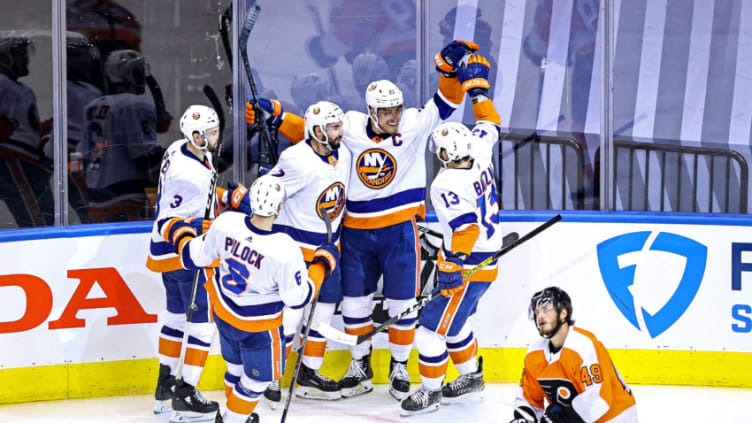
[434,40,480,77]
[312,243,339,280]
[542,404,585,423]
[458,54,491,99]
[226,182,252,215]
[510,405,539,423]
[162,217,211,253]
[437,254,466,297]
[245,98,283,125]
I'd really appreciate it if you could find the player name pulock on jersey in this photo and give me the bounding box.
[224,236,265,269]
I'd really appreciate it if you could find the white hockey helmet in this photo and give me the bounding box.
[104,49,145,89]
[431,122,472,166]
[249,176,286,217]
[304,101,344,150]
[179,105,220,151]
[365,79,403,132]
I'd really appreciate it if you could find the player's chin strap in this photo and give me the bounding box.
[311,125,332,152]
[540,315,566,339]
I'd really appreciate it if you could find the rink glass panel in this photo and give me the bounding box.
[0,1,54,229]
[611,0,750,214]
[65,0,233,224]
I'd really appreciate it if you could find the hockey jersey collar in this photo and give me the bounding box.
[180,142,212,170]
[365,121,392,142]
[305,139,339,165]
[244,216,274,235]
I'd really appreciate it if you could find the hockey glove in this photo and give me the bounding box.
[245,98,283,126]
[510,405,539,423]
[434,40,479,77]
[437,254,466,297]
[162,217,211,253]
[458,54,491,99]
[312,243,339,280]
[542,404,585,423]
[226,182,252,215]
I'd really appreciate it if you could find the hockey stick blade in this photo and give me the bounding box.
[318,214,562,346]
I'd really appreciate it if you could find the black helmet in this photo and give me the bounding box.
[529,286,574,325]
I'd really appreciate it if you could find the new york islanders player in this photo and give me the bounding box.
[247,40,477,400]
[401,54,503,416]
[241,101,350,404]
[161,176,339,423]
[146,105,223,421]
[511,287,637,423]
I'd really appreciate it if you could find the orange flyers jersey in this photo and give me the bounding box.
[184,211,314,332]
[430,121,502,282]
[268,140,350,261]
[515,326,637,422]
[342,92,459,230]
[146,139,218,273]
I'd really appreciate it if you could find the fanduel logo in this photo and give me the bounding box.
[596,232,707,338]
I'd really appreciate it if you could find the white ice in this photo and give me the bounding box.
[1,384,751,422]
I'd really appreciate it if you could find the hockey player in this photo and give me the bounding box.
[246,40,477,401]
[0,35,54,228]
[237,101,349,405]
[146,105,223,421]
[401,54,503,416]
[161,176,339,423]
[510,287,637,423]
[82,49,165,222]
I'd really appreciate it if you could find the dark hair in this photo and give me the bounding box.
[529,286,574,325]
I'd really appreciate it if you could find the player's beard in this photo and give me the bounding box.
[328,135,342,150]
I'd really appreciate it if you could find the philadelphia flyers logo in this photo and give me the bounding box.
[316,182,346,221]
[356,149,396,189]
[538,378,578,406]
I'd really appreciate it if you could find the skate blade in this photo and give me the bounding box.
[340,380,373,398]
[440,390,484,405]
[399,403,440,417]
[154,399,172,414]
[295,386,342,401]
[263,396,280,410]
[389,387,410,401]
[169,410,218,423]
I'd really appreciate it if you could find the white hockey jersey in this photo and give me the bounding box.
[82,92,157,189]
[342,92,458,229]
[184,211,314,332]
[430,121,503,282]
[147,139,218,272]
[269,140,351,260]
[0,73,42,159]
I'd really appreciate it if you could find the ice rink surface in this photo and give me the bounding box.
[1,383,751,423]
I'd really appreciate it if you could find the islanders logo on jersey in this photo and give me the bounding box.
[316,182,346,221]
[356,149,397,189]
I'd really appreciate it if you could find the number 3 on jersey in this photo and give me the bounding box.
[222,258,249,294]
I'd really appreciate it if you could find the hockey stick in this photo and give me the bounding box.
[173,114,224,386]
[280,207,332,423]
[317,214,563,346]
[240,4,279,165]
[203,85,225,142]
[219,7,233,70]
[145,73,166,121]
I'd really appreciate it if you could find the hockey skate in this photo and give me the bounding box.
[263,379,281,410]
[295,363,341,400]
[170,380,219,422]
[338,351,373,398]
[154,364,175,414]
[400,385,442,416]
[214,412,259,423]
[441,356,485,404]
[388,358,410,401]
